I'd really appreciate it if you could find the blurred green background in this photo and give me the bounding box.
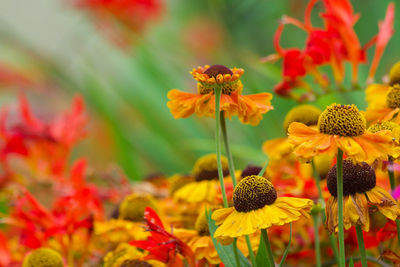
[0,0,398,180]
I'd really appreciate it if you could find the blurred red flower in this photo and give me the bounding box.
[130,207,195,267]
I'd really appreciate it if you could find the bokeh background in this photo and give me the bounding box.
[0,0,398,180]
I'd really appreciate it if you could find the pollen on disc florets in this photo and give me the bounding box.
[389,61,400,86]
[327,160,376,197]
[233,175,277,212]
[283,104,321,133]
[22,248,64,267]
[368,121,399,133]
[195,65,243,95]
[119,194,156,222]
[194,212,210,236]
[386,85,400,109]
[192,154,229,181]
[318,104,366,137]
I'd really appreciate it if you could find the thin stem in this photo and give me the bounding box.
[220,112,237,187]
[388,158,400,246]
[312,161,340,263]
[232,239,241,267]
[261,229,275,267]
[215,87,239,267]
[214,87,228,208]
[336,149,345,267]
[312,214,321,267]
[355,225,367,267]
[245,235,257,267]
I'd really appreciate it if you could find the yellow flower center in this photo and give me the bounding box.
[194,212,210,236]
[104,243,141,267]
[119,194,156,222]
[192,154,229,181]
[169,174,194,195]
[283,104,321,132]
[327,160,376,197]
[368,121,399,133]
[197,65,242,95]
[389,61,400,86]
[23,248,64,267]
[318,104,366,137]
[233,175,277,212]
[386,85,400,109]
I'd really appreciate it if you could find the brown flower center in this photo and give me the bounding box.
[386,85,400,109]
[327,160,376,197]
[233,175,277,212]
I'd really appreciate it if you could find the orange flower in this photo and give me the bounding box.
[167,65,273,126]
[288,103,393,163]
[364,83,400,124]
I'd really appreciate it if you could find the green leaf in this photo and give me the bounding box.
[255,234,268,266]
[206,209,251,267]
[279,223,292,267]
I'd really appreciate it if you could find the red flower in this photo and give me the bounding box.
[130,207,195,267]
[264,0,395,99]
[0,94,87,178]
[70,0,164,49]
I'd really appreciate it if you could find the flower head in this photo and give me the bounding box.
[167,65,273,126]
[283,104,321,133]
[22,248,63,267]
[212,175,313,238]
[288,103,393,163]
[325,160,400,232]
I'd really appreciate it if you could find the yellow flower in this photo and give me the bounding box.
[288,103,394,163]
[23,248,63,267]
[325,160,400,232]
[94,219,148,246]
[119,193,157,222]
[167,65,273,125]
[212,175,313,238]
[174,210,259,264]
[103,243,164,267]
[368,121,400,158]
[174,154,229,204]
[364,83,400,123]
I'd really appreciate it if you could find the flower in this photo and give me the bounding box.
[69,0,164,49]
[0,94,87,178]
[264,0,395,98]
[174,210,259,264]
[22,248,64,267]
[130,207,195,266]
[173,154,230,204]
[118,193,157,222]
[288,103,394,163]
[367,3,395,82]
[325,160,400,232]
[167,65,273,126]
[103,243,163,267]
[365,63,400,123]
[212,175,313,238]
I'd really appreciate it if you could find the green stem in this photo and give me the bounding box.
[336,149,345,267]
[388,159,396,190]
[245,235,257,267]
[214,87,228,208]
[215,87,239,267]
[232,239,241,267]
[355,225,367,267]
[388,159,400,246]
[312,161,340,264]
[261,229,275,267]
[312,214,321,267]
[220,112,237,187]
